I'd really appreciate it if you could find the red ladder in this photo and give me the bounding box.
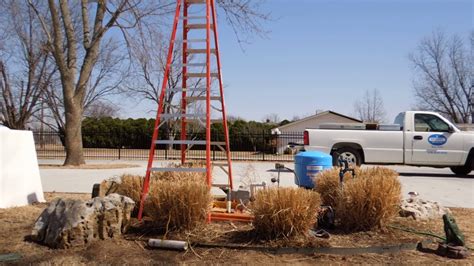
[137,0,233,220]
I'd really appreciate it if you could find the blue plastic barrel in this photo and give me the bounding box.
[294,151,332,188]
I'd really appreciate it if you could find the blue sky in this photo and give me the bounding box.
[124,0,472,122]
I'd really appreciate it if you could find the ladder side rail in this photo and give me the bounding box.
[181,2,188,164]
[138,0,183,221]
[205,0,212,187]
[211,0,233,189]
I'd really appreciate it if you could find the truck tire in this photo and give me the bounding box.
[332,147,362,167]
[450,166,471,176]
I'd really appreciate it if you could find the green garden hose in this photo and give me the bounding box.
[388,224,473,251]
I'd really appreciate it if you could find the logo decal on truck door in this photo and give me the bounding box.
[428,134,447,146]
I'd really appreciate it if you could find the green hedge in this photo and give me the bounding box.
[82,117,155,148]
[81,117,277,151]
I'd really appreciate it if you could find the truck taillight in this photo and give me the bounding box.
[304,131,309,145]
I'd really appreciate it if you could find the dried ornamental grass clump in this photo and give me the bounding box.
[251,187,321,239]
[114,174,145,204]
[337,167,401,231]
[145,174,212,231]
[313,168,356,207]
[110,162,208,201]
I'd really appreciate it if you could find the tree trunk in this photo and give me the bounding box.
[63,85,85,166]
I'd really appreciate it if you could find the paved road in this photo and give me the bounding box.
[39,159,474,208]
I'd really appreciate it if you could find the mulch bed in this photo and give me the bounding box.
[0,193,472,264]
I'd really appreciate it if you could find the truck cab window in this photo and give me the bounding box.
[414,114,449,132]
[394,113,405,130]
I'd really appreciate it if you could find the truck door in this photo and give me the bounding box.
[409,113,463,165]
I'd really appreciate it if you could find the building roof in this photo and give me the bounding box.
[272,110,362,132]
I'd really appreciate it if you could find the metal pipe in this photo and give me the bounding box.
[148,239,188,251]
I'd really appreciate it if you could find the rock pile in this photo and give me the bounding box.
[400,197,450,220]
[31,194,134,249]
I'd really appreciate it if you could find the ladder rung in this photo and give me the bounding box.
[151,167,207,173]
[185,0,206,4]
[187,49,217,54]
[156,140,206,145]
[180,16,206,20]
[186,73,219,78]
[186,63,207,67]
[160,113,206,119]
[183,39,207,43]
[213,162,229,167]
[186,24,214,30]
[185,118,224,124]
[185,96,221,102]
[167,87,207,93]
[212,184,230,188]
[155,140,226,145]
[172,63,207,67]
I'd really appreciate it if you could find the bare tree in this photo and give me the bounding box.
[27,0,156,165]
[0,0,56,129]
[410,30,473,123]
[23,0,269,165]
[42,39,127,132]
[216,0,270,45]
[353,89,387,123]
[262,113,280,124]
[84,100,118,118]
[129,28,199,145]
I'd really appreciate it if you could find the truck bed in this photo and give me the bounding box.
[305,129,404,164]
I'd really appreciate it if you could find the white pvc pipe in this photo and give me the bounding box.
[148,239,188,251]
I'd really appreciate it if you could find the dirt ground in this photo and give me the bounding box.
[0,193,473,264]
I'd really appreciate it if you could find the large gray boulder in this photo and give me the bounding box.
[32,193,135,249]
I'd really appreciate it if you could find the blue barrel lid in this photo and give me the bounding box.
[295,151,332,165]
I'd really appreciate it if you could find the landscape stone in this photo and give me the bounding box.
[31,193,134,249]
[400,197,450,220]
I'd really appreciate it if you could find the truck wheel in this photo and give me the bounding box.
[450,166,471,176]
[332,147,361,167]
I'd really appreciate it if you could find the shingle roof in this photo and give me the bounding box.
[272,110,362,131]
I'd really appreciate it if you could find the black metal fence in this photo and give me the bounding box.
[34,130,304,161]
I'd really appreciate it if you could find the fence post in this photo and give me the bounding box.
[118,129,122,160]
[262,130,266,161]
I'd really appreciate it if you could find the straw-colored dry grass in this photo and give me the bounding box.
[145,174,212,231]
[314,167,401,231]
[114,174,144,204]
[338,167,401,231]
[313,168,356,207]
[101,161,208,205]
[251,187,321,239]
[313,169,340,207]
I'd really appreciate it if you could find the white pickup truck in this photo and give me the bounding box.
[304,111,474,176]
